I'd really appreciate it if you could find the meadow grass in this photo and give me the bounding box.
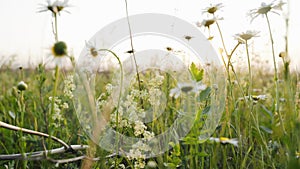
[0,61,299,168]
[0,1,300,168]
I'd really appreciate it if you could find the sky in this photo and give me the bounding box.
[0,0,299,70]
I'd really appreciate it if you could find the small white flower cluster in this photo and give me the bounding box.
[127,141,153,169]
[148,88,163,107]
[63,75,75,99]
[134,121,147,136]
[48,96,68,127]
[109,161,126,169]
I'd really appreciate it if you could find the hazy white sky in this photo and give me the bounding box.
[0,0,299,69]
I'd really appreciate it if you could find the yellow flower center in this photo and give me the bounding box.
[258,6,272,14]
[208,7,218,14]
[204,20,215,27]
[220,137,229,142]
[181,86,193,93]
[52,41,67,57]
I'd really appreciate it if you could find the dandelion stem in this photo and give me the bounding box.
[265,13,286,134]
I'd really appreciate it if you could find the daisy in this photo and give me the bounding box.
[251,94,267,101]
[249,0,286,22]
[196,17,223,39]
[169,81,206,99]
[85,41,99,58]
[209,137,239,147]
[45,41,71,68]
[38,0,70,15]
[196,17,223,29]
[202,3,224,15]
[234,30,260,44]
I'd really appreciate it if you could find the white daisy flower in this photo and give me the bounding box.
[196,17,223,29]
[38,0,70,15]
[45,41,71,68]
[202,3,224,15]
[169,81,206,99]
[209,137,239,147]
[234,30,260,43]
[249,0,286,22]
[252,94,267,101]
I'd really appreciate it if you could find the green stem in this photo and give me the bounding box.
[54,13,58,42]
[99,49,123,156]
[215,20,228,56]
[49,65,59,145]
[19,91,27,169]
[124,0,142,95]
[265,13,286,134]
[245,40,252,98]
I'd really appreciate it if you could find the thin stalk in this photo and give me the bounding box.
[124,0,142,93]
[215,20,228,56]
[226,42,240,72]
[215,20,246,101]
[49,65,60,149]
[245,40,252,98]
[54,13,58,42]
[99,49,123,156]
[18,91,27,169]
[265,13,286,134]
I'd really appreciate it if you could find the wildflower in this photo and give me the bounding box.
[48,96,66,127]
[46,41,69,67]
[251,94,267,101]
[52,41,68,57]
[196,17,223,29]
[148,88,162,107]
[147,161,157,168]
[85,41,99,58]
[202,3,224,15]
[63,75,75,99]
[249,0,286,22]
[296,151,300,159]
[209,137,239,147]
[134,160,146,169]
[234,30,260,43]
[17,81,28,91]
[134,121,147,136]
[169,81,206,98]
[38,0,70,15]
[279,97,286,102]
[279,51,287,58]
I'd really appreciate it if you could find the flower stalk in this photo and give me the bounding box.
[265,13,286,134]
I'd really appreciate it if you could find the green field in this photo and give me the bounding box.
[1,0,300,168]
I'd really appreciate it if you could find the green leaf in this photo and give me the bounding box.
[260,125,273,134]
[260,104,273,118]
[198,87,211,101]
[197,151,210,157]
[189,62,204,82]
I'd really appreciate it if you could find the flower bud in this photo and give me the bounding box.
[17,81,28,91]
